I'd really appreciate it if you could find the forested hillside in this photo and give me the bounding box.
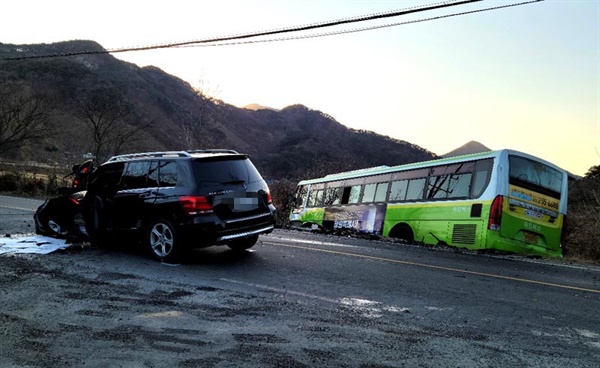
[0,40,435,179]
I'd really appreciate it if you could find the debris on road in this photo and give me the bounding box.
[0,235,75,255]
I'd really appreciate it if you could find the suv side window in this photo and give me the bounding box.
[147,160,159,188]
[90,163,125,195]
[121,161,151,190]
[158,160,178,187]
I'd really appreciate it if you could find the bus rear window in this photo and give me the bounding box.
[509,155,562,197]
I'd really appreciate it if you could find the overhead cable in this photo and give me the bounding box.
[1,0,482,61]
[1,0,544,61]
[175,0,545,49]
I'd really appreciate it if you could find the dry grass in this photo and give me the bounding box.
[562,177,600,262]
[269,179,297,227]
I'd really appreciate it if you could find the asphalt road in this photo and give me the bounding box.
[1,195,599,367]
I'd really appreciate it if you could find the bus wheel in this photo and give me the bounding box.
[390,224,414,244]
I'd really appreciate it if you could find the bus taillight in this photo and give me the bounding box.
[488,195,503,231]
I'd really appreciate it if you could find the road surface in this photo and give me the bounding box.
[1,195,599,367]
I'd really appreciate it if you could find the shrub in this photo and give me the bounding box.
[20,174,46,197]
[269,179,297,227]
[562,173,600,262]
[0,172,19,192]
[46,171,59,196]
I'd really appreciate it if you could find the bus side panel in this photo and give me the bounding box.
[384,201,490,250]
[323,204,386,234]
[295,208,325,228]
[383,203,422,237]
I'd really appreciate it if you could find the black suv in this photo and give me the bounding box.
[81,150,276,262]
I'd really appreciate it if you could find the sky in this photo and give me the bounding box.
[1,0,598,176]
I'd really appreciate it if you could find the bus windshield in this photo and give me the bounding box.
[508,155,563,197]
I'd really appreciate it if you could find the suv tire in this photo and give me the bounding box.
[227,235,259,251]
[146,219,180,263]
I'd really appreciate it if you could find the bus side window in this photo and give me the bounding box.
[374,182,389,202]
[341,185,361,204]
[448,173,472,198]
[349,186,361,204]
[389,180,408,202]
[324,187,341,205]
[471,159,493,198]
[406,178,426,201]
[293,185,308,209]
[362,183,377,203]
[427,175,449,199]
[308,189,324,207]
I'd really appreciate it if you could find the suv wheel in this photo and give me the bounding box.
[227,235,259,251]
[147,219,180,262]
[47,218,67,236]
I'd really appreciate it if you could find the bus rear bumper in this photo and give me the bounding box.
[486,233,562,258]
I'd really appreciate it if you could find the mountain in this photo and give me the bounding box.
[242,103,279,112]
[0,40,436,179]
[441,141,491,158]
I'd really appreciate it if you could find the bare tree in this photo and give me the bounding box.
[71,88,153,163]
[0,85,54,155]
[304,153,361,181]
[178,76,226,150]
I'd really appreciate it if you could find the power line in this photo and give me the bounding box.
[1,0,543,61]
[175,0,545,50]
[1,0,481,61]
[105,0,482,53]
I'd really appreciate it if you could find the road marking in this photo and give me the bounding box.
[0,204,37,212]
[220,278,410,318]
[263,241,600,295]
[221,278,340,304]
[0,196,44,212]
[273,236,361,249]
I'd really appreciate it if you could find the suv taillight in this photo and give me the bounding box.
[180,196,213,215]
[266,187,272,204]
[488,195,503,231]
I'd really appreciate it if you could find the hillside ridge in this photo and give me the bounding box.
[0,40,436,179]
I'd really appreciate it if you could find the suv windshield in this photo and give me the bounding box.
[192,158,264,185]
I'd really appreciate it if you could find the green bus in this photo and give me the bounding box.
[289,149,568,257]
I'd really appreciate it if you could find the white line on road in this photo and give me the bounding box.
[268,236,361,249]
[219,278,410,319]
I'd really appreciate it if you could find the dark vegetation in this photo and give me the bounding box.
[1,41,598,262]
[562,166,600,262]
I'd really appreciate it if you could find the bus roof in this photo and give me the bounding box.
[297,149,566,185]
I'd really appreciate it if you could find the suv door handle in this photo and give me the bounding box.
[138,191,156,199]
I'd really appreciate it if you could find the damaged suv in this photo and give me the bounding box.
[81,150,276,262]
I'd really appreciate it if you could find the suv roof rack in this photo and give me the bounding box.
[106,149,240,163]
[187,149,239,155]
[106,151,191,162]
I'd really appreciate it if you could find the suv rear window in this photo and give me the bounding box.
[192,157,263,185]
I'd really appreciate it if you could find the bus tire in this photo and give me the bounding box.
[390,224,414,244]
